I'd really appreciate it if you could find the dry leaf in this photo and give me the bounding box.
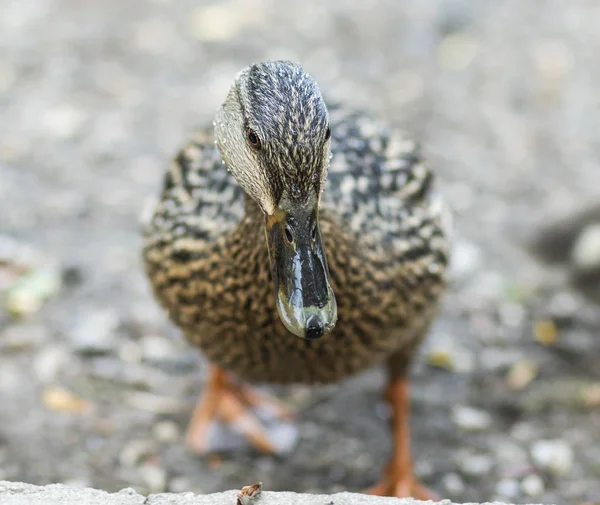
[425,349,455,371]
[42,387,91,414]
[5,267,61,317]
[506,360,538,391]
[582,383,600,407]
[533,320,558,345]
[237,482,262,505]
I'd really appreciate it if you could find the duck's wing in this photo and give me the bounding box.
[322,103,451,266]
[323,104,435,216]
[142,127,245,258]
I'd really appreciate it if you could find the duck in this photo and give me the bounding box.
[142,60,450,498]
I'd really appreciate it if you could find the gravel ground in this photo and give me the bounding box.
[1,1,600,504]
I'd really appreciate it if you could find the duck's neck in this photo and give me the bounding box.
[243,193,265,223]
[227,194,269,253]
[219,194,272,287]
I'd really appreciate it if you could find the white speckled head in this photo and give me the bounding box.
[214,61,331,216]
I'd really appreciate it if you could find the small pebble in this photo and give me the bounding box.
[126,391,185,414]
[452,405,492,431]
[449,239,482,280]
[521,474,545,496]
[468,271,505,303]
[534,40,571,80]
[469,313,498,343]
[480,347,522,372]
[0,362,21,392]
[545,290,579,322]
[60,478,90,488]
[496,478,521,499]
[458,453,494,476]
[286,386,314,409]
[139,463,167,493]
[531,439,574,475]
[0,235,44,272]
[68,309,120,355]
[169,476,195,493]
[442,472,465,495]
[494,439,530,469]
[189,3,259,41]
[452,347,475,373]
[33,346,69,382]
[132,18,174,54]
[498,303,527,329]
[141,334,177,361]
[0,61,17,93]
[1,324,49,351]
[437,32,479,71]
[511,422,538,442]
[41,104,87,139]
[571,223,600,271]
[119,341,142,364]
[152,420,180,443]
[119,439,156,467]
[414,460,434,479]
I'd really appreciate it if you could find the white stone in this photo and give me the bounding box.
[140,334,176,361]
[531,439,573,475]
[458,453,494,476]
[571,223,600,271]
[442,473,465,495]
[119,439,156,468]
[33,346,69,383]
[69,309,120,354]
[41,105,87,139]
[139,464,167,493]
[452,405,492,431]
[521,474,545,496]
[449,239,482,280]
[152,421,180,443]
[495,478,521,499]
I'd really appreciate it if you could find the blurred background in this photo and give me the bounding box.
[1,0,600,504]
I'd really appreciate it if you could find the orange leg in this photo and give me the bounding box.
[365,378,437,499]
[185,365,294,455]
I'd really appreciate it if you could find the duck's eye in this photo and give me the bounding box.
[324,126,331,141]
[284,225,294,244]
[246,128,262,149]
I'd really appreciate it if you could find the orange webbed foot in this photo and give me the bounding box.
[364,376,438,499]
[186,366,296,455]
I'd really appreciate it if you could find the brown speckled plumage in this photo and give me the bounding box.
[142,59,451,498]
[142,61,450,386]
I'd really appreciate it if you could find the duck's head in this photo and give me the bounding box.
[215,61,336,340]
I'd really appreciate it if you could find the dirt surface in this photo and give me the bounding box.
[1,1,600,504]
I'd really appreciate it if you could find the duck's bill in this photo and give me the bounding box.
[265,207,337,340]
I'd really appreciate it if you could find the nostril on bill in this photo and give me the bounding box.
[304,314,325,340]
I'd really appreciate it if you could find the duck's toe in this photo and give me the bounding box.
[364,473,437,500]
[185,366,297,455]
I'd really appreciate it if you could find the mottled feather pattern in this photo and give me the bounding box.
[143,102,449,384]
[239,62,330,204]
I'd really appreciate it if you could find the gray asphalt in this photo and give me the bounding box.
[1,1,599,504]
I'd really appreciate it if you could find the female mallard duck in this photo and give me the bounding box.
[142,60,450,498]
